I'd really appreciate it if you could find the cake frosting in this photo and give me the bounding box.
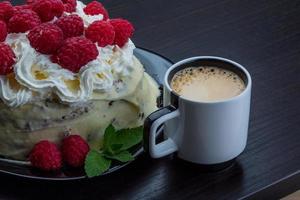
[0,1,140,107]
[75,1,103,27]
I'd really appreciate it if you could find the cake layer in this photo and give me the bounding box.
[0,66,159,160]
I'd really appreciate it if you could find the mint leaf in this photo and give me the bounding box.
[111,143,123,152]
[103,124,117,154]
[84,150,111,178]
[113,126,143,152]
[102,125,143,154]
[104,150,135,163]
[85,125,143,178]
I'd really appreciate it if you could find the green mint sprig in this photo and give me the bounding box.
[85,124,143,178]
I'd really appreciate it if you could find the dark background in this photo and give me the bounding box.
[0,0,300,199]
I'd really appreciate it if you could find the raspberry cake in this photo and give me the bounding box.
[0,0,159,160]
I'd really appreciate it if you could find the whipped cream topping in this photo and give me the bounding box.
[0,1,138,107]
[75,1,103,27]
[0,75,32,107]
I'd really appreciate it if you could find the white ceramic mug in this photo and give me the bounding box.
[144,56,252,166]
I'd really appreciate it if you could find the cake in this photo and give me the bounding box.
[0,0,159,160]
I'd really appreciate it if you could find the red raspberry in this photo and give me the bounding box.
[0,21,7,42]
[0,42,15,75]
[51,37,98,73]
[54,14,84,38]
[62,135,90,167]
[26,0,35,4]
[28,23,63,54]
[13,4,32,13]
[62,0,76,13]
[83,1,109,20]
[110,18,134,47]
[32,0,64,22]
[29,140,62,171]
[0,1,14,22]
[85,20,115,47]
[8,9,41,33]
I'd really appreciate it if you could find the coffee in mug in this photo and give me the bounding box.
[144,56,252,169]
[170,66,245,102]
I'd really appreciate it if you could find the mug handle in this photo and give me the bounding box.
[144,105,180,158]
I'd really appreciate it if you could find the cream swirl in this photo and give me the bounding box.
[74,1,103,27]
[0,75,32,107]
[4,34,136,105]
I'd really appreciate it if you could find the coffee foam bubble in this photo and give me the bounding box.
[171,66,245,102]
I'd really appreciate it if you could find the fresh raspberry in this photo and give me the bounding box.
[85,20,115,47]
[26,0,75,13]
[54,14,84,38]
[0,1,14,22]
[62,135,90,167]
[8,9,41,33]
[51,37,98,73]
[62,0,76,13]
[0,21,7,42]
[26,0,35,4]
[28,23,63,54]
[29,140,62,171]
[83,1,109,20]
[13,4,32,13]
[110,18,134,47]
[32,0,64,22]
[0,42,15,75]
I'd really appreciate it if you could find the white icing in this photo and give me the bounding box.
[74,1,103,27]
[0,1,137,107]
[0,76,32,107]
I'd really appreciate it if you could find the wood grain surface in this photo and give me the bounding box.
[0,0,299,199]
[281,190,300,200]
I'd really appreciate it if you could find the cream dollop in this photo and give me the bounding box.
[0,1,139,107]
[74,1,103,27]
[0,75,32,107]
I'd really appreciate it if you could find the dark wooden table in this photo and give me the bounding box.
[1,0,300,199]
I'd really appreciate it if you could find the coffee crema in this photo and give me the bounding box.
[171,66,245,102]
